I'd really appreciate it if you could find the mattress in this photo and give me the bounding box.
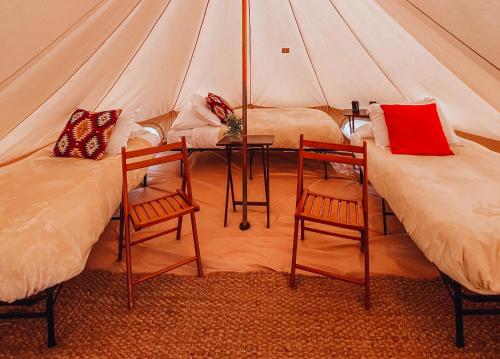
[0,137,154,302]
[353,137,500,294]
[167,107,343,148]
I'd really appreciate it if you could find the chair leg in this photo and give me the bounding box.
[360,229,364,253]
[124,220,134,309]
[289,218,300,289]
[118,204,124,261]
[364,231,370,310]
[176,216,183,240]
[300,219,305,241]
[190,212,203,278]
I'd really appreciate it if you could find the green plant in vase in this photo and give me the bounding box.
[225,113,243,141]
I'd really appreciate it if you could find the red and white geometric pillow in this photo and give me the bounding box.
[53,108,121,160]
[205,93,234,122]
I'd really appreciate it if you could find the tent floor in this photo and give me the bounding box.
[89,151,437,280]
[1,270,498,357]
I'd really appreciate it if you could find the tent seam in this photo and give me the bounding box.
[327,0,407,101]
[93,0,173,110]
[171,0,211,111]
[0,0,106,87]
[0,0,143,142]
[288,0,329,108]
[405,0,499,71]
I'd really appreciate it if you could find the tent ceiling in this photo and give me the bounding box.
[0,0,499,164]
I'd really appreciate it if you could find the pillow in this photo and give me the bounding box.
[105,117,136,154]
[205,92,234,122]
[354,122,374,139]
[170,105,212,130]
[369,98,461,149]
[380,104,453,156]
[191,94,221,126]
[53,108,121,160]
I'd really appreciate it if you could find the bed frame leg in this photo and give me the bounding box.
[46,287,56,348]
[381,198,388,236]
[249,149,254,180]
[452,279,465,348]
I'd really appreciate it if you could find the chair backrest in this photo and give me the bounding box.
[296,134,368,217]
[121,137,193,211]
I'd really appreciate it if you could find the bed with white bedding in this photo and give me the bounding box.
[167,108,343,148]
[0,136,157,303]
[352,135,500,295]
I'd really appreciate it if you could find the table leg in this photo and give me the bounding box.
[224,146,230,227]
[264,145,270,228]
[228,147,236,211]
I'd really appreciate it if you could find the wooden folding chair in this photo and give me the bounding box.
[290,135,370,309]
[119,137,203,309]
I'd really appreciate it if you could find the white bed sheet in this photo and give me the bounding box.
[167,108,342,148]
[0,137,154,302]
[353,137,500,294]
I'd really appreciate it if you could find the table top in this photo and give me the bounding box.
[217,134,275,146]
[342,109,369,117]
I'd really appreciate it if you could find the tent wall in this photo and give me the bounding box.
[0,0,498,164]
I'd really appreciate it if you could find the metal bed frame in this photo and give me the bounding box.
[0,285,62,348]
[381,198,500,347]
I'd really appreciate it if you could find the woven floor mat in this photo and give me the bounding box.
[0,270,498,358]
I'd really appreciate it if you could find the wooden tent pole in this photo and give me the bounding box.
[240,0,250,231]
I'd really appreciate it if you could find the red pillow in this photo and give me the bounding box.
[53,108,121,160]
[380,104,453,156]
[205,92,234,122]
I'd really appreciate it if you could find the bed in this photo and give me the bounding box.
[167,107,343,149]
[352,134,500,346]
[0,133,157,346]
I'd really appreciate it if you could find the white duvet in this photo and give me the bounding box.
[0,137,153,302]
[353,137,500,294]
[168,107,343,148]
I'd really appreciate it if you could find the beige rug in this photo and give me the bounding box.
[1,271,498,358]
[88,151,437,280]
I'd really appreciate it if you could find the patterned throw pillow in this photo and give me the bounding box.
[53,108,121,160]
[205,93,234,122]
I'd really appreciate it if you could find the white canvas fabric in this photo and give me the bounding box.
[0,0,498,164]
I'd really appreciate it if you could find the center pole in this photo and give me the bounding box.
[239,0,250,231]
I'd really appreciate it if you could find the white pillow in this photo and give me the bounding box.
[354,122,374,139]
[171,105,212,130]
[190,94,221,126]
[368,98,461,149]
[130,123,161,146]
[105,117,136,154]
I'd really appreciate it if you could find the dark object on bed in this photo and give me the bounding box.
[0,285,61,348]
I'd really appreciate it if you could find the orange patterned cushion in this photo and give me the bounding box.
[53,108,121,160]
[205,93,234,122]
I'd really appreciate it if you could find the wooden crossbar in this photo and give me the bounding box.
[126,152,183,171]
[133,256,197,285]
[295,264,364,285]
[302,151,363,166]
[303,226,361,241]
[125,141,182,158]
[303,139,364,153]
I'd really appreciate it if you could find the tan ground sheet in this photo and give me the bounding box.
[89,151,437,282]
[357,139,500,294]
[0,138,151,302]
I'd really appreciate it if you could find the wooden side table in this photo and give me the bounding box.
[342,109,370,138]
[216,134,274,228]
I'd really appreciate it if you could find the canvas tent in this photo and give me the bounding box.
[0,0,499,165]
